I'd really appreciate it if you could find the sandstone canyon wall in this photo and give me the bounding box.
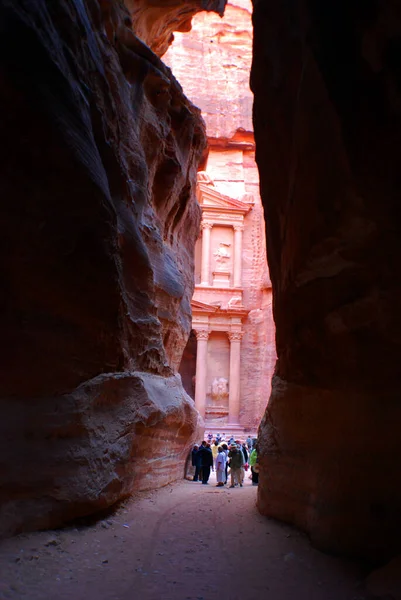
[252,0,401,560]
[0,0,224,537]
[165,1,276,431]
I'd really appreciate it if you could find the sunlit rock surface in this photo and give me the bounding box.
[252,0,401,560]
[0,0,205,536]
[165,1,276,432]
[126,0,226,58]
[164,0,253,141]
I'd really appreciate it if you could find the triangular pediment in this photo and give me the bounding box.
[197,182,252,214]
[191,299,221,312]
[191,298,249,317]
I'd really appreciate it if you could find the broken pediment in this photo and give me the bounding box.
[191,299,220,313]
[191,298,248,317]
[197,181,253,215]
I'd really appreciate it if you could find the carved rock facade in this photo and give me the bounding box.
[252,0,401,560]
[0,0,211,536]
[164,0,276,435]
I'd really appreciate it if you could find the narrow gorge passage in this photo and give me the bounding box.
[1,0,400,597]
[0,477,365,600]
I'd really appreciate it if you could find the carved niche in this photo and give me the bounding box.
[213,242,231,271]
[211,377,229,402]
[206,376,229,419]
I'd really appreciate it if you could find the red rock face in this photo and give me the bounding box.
[252,0,401,559]
[165,1,253,141]
[125,0,226,58]
[0,0,206,536]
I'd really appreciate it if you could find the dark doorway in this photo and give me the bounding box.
[179,329,197,399]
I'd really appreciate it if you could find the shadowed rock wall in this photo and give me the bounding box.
[252,0,401,560]
[0,0,211,536]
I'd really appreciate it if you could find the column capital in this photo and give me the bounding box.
[233,224,244,232]
[201,221,213,230]
[195,329,210,341]
[228,331,243,342]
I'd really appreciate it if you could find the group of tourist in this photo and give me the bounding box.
[190,434,259,488]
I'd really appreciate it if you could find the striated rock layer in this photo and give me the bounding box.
[0,0,210,536]
[252,0,401,560]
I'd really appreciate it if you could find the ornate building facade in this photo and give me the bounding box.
[164,0,276,435]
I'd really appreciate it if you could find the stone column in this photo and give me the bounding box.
[233,224,244,287]
[200,222,212,286]
[228,332,243,424]
[194,329,210,419]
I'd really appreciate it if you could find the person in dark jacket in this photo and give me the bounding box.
[241,442,249,463]
[197,441,214,484]
[192,444,201,482]
[228,443,244,487]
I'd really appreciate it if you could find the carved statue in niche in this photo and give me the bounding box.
[213,242,231,271]
[211,377,229,403]
[228,296,242,308]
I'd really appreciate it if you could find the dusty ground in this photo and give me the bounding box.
[0,473,368,600]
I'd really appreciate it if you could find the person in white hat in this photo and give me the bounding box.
[215,446,226,487]
[227,443,244,487]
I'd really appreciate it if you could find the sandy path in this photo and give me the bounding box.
[0,474,366,600]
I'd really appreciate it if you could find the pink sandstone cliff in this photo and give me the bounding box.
[164,0,276,431]
[0,0,224,537]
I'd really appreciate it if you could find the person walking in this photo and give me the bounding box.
[211,440,219,469]
[198,441,214,485]
[241,442,249,464]
[192,444,201,482]
[241,441,249,482]
[215,446,226,487]
[236,440,247,486]
[221,443,229,484]
[228,443,244,487]
[249,446,259,485]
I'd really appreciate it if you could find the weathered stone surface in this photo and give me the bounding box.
[0,372,200,537]
[165,0,253,141]
[0,0,205,536]
[126,0,226,58]
[252,0,401,559]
